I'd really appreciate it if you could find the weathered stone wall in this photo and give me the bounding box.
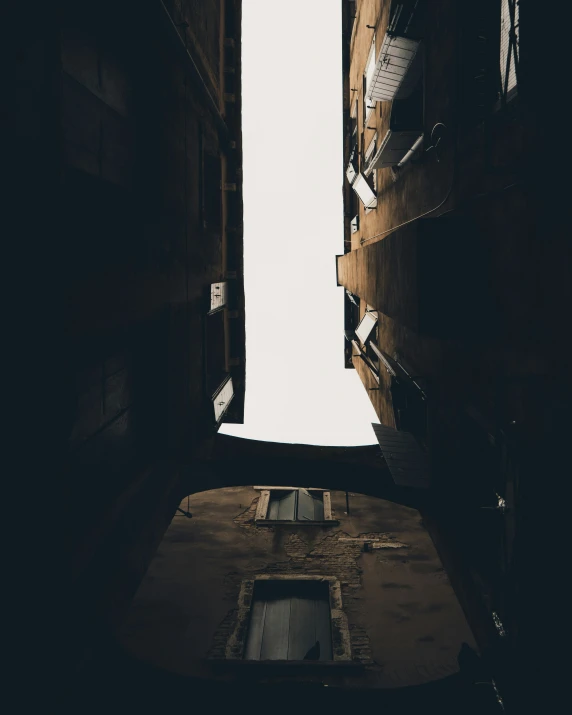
[119,486,475,688]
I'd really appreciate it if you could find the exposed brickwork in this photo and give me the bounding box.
[209,495,395,666]
[122,486,475,688]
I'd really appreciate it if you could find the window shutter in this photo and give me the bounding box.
[297,489,316,521]
[213,376,234,422]
[351,174,377,209]
[500,0,519,97]
[259,598,290,660]
[245,581,333,661]
[288,597,318,659]
[268,490,297,520]
[244,600,267,660]
[355,310,378,344]
[313,493,325,521]
[209,282,227,313]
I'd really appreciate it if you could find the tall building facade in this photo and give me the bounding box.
[338,1,559,711]
[12,0,246,690]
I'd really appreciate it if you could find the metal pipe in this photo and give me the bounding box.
[397,134,424,168]
[158,1,232,151]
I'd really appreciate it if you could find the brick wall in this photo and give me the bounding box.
[120,486,476,688]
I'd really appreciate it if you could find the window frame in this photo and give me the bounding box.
[224,575,354,664]
[254,487,337,525]
[243,579,333,661]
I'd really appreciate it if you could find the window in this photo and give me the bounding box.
[209,281,227,314]
[365,133,378,167]
[213,375,234,422]
[244,580,333,661]
[351,173,377,210]
[268,488,324,521]
[254,487,335,523]
[355,310,378,344]
[500,0,519,101]
[363,38,377,125]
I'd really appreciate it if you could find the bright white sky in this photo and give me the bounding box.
[220,0,379,446]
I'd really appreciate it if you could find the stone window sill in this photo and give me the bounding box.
[255,519,339,527]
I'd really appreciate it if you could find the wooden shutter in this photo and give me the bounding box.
[267,490,296,520]
[355,310,378,344]
[244,581,333,661]
[259,597,291,660]
[209,282,227,313]
[500,0,519,96]
[213,376,234,422]
[297,489,316,521]
[352,174,377,209]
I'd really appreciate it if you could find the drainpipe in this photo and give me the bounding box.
[397,134,424,168]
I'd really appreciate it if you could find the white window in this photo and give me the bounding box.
[213,375,234,422]
[355,310,378,344]
[351,173,377,210]
[500,0,519,98]
[209,281,227,313]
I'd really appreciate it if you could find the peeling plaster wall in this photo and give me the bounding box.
[119,486,475,688]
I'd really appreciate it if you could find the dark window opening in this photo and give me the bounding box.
[267,489,324,522]
[244,580,333,661]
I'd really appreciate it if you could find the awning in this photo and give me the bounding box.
[367,34,421,103]
[372,423,430,489]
